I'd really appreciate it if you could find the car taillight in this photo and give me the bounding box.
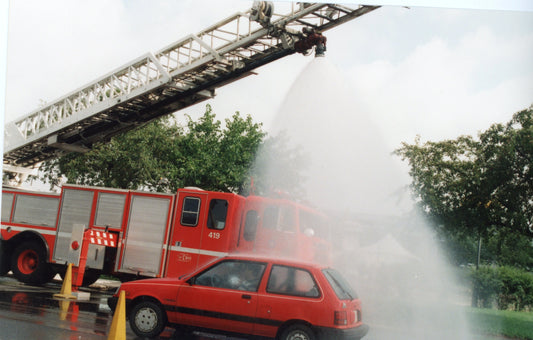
[334,311,348,325]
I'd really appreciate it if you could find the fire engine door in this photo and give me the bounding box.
[166,192,207,277]
[167,191,232,278]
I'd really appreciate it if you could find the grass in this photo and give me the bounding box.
[466,307,533,339]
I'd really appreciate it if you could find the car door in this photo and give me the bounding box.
[176,259,266,335]
[255,264,323,338]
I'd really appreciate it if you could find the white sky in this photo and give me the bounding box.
[1,0,533,154]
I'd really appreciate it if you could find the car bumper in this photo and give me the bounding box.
[317,323,369,340]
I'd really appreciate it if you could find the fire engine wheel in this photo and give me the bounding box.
[10,241,55,285]
[59,268,101,287]
[279,324,317,340]
[0,241,9,276]
[129,300,167,338]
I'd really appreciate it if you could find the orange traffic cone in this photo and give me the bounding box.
[108,290,126,340]
[53,263,76,299]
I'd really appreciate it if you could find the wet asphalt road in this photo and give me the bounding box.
[0,275,505,340]
[0,275,243,340]
[0,275,131,339]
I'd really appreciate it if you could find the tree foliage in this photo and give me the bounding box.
[395,105,533,266]
[41,105,268,193]
[244,130,309,198]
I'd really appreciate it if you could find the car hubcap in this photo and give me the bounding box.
[135,307,157,332]
[287,330,310,340]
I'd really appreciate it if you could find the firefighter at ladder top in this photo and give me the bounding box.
[294,28,327,56]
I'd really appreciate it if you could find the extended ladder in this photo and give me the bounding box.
[3,3,379,168]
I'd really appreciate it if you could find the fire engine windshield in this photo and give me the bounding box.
[299,210,329,239]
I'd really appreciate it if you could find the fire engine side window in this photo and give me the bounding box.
[279,206,295,232]
[95,193,127,228]
[299,210,328,239]
[243,210,259,241]
[181,197,201,226]
[207,199,228,230]
[12,195,59,227]
[1,193,14,222]
[263,205,295,232]
[263,206,278,229]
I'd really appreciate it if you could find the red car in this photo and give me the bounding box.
[108,255,368,339]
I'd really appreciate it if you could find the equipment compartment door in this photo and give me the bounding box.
[119,194,173,277]
[53,188,94,266]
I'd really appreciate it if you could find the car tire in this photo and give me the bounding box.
[129,300,167,338]
[10,241,55,285]
[279,324,317,340]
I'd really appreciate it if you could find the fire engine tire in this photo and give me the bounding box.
[279,324,317,340]
[81,269,101,286]
[10,241,55,285]
[59,268,101,287]
[129,300,167,338]
[0,241,9,276]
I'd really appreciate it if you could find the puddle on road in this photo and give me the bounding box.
[0,276,241,339]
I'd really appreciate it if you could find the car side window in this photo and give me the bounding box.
[267,265,320,298]
[195,260,266,292]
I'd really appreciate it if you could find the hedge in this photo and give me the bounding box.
[471,266,533,311]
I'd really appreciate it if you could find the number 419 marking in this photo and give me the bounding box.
[208,232,221,239]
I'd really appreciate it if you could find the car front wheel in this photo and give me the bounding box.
[129,300,167,338]
[279,324,317,340]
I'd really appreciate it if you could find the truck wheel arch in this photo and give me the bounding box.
[2,231,51,274]
[128,297,168,338]
[276,320,317,340]
[8,233,56,285]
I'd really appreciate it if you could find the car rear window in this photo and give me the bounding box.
[322,268,358,300]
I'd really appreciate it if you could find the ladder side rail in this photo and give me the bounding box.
[5,53,171,153]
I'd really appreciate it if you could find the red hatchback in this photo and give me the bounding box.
[108,255,368,340]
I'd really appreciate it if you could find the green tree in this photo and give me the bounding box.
[41,105,266,193]
[244,130,309,198]
[41,117,182,191]
[175,105,266,193]
[40,104,306,197]
[395,105,533,267]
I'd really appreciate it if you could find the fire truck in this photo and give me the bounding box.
[0,184,330,286]
[1,2,379,286]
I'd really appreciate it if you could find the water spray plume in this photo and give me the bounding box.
[259,57,472,339]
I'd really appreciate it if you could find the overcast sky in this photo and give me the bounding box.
[2,0,532,153]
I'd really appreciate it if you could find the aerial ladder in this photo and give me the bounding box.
[3,2,379,177]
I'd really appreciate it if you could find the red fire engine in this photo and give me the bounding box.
[1,2,379,289]
[0,184,330,286]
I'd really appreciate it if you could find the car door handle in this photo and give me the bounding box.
[242,294,252,300]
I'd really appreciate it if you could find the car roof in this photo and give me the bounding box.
[220,253,327,270]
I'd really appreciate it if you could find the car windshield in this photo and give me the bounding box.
[322,268,358,300]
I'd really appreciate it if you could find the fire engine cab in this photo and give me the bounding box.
[0,185,330,286]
